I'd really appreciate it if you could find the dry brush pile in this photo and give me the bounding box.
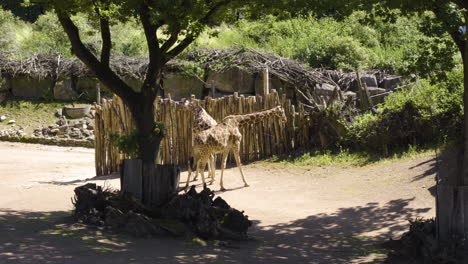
[72,183,252,240]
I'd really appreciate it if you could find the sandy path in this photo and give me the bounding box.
[0,142,437,263]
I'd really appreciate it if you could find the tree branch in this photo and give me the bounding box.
[432,5,465,55]
[139,4,164,96]
[99,17,111,67]
[166,0,232,60]
[56,11,137,102]
[160,30,180,54]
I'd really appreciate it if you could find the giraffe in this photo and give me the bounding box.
[182,101,217,186]
[190,105,287,191]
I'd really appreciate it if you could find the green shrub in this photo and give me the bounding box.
[193,12,458,75]
[344,69,463,153]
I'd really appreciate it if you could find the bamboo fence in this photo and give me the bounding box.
[94,90,312,176]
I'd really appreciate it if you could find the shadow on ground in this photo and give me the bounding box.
[37,172,120,186]
[0,198,430,264]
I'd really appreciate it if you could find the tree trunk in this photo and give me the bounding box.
[462,35,468,186]
[436,12,468,247]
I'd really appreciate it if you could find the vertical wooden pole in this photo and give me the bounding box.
[96,82,101,105]
[211,80,216,98]
[263,68,270,96]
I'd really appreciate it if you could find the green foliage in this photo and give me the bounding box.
[344,69,463,153]
[268,147,433,167]
[1,0,44,22]
[109,130,140,158]
[193,12,458,74]
[109,122,165,158]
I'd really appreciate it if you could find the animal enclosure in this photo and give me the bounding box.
[94,90,313,176]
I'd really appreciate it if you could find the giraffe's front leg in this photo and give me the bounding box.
[233,146,249,187]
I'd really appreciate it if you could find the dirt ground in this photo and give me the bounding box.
[0,142,437,264]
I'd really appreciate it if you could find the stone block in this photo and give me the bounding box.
[11,77,54,98]
[383,76,402,90]
[360,74,378,88]
[163,73,204,100]
[206,67,255,94]
[54,79,78,100]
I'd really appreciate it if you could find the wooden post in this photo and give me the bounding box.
[263,68,270,95]
[96,83,101,105]
[211,80,216,98]
[356,71,373,110]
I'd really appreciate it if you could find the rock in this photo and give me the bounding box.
[56,119,67,126]
[74,122,87,129]
[0,75,10,92]
[49,128,59,135]
[366,87,387,96]
[10,77,54,98]
[0,115,6,122]
[69,130,82,138]
[82,129,92,137]
[7,120,15,125]
[344,91,357,99]
[316,83,338,97]
[206,67,255,94]
[55,109,63,117]
[383,76,402,90]
[360,74,378,88]
[366,87,391,104]
[54,79,78,100]
[87,121,95,130]
[163,73,204,100]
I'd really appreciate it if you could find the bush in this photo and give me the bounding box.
[193,12,458,75]
[343,68,463,153]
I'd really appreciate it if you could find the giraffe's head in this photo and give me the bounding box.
[273,105,287,123]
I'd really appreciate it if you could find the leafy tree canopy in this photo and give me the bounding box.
[2,0,44,22]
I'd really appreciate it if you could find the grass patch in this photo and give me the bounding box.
[266,146,435,167]
[0,99,67,134]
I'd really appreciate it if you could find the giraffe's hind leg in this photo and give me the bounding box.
[197,158,208,187]
[219,151,229,191]
[208,154,216,185]
[233,146,249,187]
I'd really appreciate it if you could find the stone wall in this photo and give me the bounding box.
[0,67,401,103]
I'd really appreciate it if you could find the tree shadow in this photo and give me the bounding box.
[37,172,120,186]
[410,157,438,182]
[250,198,431,263]
[0,198,431,264]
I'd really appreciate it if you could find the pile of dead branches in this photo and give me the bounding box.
[185,48,337,90]
[72,183,252,239]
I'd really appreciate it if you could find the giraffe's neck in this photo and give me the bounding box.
[191,105,217,131]
[225,107,281,127]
